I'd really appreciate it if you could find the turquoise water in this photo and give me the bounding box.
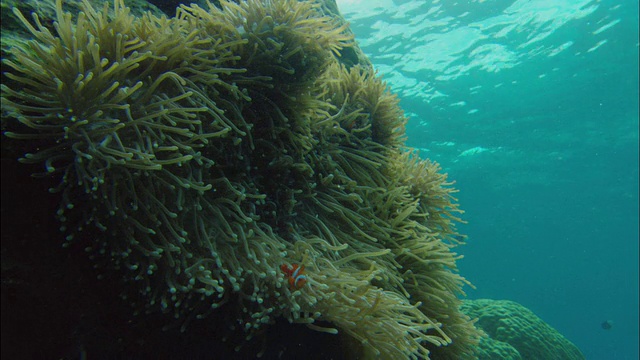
[337,0,639,358]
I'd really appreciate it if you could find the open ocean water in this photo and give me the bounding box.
[335,0,639,359]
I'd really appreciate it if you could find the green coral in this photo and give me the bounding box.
[1,0,481,358]
[475,337,522,360]
[460,299,585,360]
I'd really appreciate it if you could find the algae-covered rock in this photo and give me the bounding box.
[461,299,585,360]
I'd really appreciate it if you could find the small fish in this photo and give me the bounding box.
[280,263,307,289]
[601,320,613,330]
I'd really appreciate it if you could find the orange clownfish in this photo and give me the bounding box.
[280,263,308,289]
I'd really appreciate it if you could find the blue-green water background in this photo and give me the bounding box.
[336,0,639,358]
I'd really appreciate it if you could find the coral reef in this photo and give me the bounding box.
[460,299,585,360]
[1,0,480,358]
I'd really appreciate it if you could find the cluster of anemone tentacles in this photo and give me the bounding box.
[1,0,481,358]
